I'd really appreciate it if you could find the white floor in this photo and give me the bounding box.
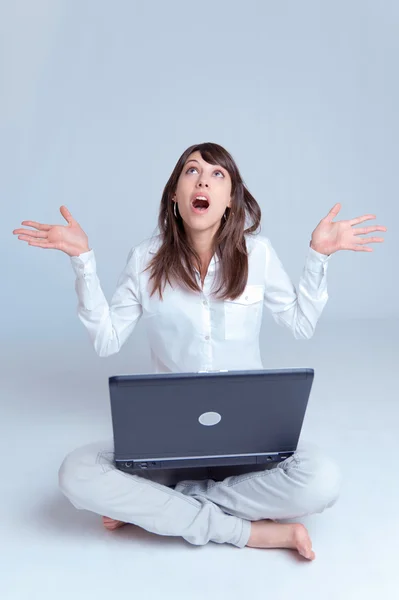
[2,318,398,600]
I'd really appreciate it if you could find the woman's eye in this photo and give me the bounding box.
[186,167,224,177]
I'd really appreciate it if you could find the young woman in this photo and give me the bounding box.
[13,142,386,560]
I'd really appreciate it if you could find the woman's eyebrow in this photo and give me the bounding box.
[184,159,224,171]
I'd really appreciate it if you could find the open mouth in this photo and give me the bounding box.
[191,196,210,213]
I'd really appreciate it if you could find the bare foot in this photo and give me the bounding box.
[102,516,127,531]
[246,520,316,560]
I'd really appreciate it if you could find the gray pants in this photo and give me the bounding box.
[58,439,342,548]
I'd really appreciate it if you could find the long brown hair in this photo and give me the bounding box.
[146,142,261,300]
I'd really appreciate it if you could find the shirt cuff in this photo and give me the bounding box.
[306,245,332,272]
[70,249,97,277]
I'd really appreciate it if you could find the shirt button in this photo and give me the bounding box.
[203,300,207,306]
[205,335,210,340]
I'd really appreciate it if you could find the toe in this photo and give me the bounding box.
[102,516,125,530]
[298,545,315,560]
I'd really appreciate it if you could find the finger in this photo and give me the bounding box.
[353,226,387,235]
[348,214,376,226]
[17,234,48,243]
[27,240,57,249]
[13,228,34,235]
[20,221,52,231]
[14,229,48,239]
[60,205,74,225]
[356,237,385,244]
[348,245,373,252]
[324,202,341,222]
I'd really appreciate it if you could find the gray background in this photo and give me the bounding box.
[1,1,398,599]
[2,0,397,340]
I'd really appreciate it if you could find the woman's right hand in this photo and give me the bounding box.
[13,206,90,257]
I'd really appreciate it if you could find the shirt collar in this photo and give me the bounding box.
[148,236,220,265]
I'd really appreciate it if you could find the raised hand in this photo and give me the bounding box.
[13,206,90,257]
[310,203,387,256]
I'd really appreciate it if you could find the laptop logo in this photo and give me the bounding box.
[198,412,222,426]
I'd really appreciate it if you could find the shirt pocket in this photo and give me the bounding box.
[224,284,264,341]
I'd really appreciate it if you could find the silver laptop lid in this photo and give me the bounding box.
[109,368,314,463]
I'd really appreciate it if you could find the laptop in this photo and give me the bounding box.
[109,368,314,474]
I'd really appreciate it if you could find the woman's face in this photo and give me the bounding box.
[173,151,232,233]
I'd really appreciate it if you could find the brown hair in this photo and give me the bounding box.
[146,142,261,300]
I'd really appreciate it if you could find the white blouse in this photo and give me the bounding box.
[70,234,331,373]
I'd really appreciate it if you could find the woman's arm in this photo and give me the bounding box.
[263,238,331,340]
[70,247,142,356]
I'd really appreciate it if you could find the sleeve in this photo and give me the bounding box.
[70,247,142,356]
[263,239,332,339]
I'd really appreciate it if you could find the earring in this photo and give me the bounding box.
[174,202,178,218]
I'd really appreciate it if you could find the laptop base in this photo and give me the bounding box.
[115,451,294,473]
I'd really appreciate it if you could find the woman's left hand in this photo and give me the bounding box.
[310,203,387,256]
